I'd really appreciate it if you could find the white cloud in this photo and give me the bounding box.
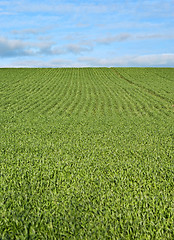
[8,59,73,68]
[0,36,57,57]
[131,54,174,66]
[2,53,174,68]
[0,36,93,58]
[0,36,30,57]
[78,54,174,67]
[5,58,88,68]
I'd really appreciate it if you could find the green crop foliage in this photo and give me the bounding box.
[0,68,173,239]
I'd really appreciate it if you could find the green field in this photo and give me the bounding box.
[0,68,173,239]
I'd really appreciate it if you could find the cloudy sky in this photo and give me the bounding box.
[0,0,174,67]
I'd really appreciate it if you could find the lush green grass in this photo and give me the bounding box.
[0,68,173,239]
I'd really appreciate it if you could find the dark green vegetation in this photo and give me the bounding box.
[0,68,173,239]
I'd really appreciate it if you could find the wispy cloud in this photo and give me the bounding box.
[65,44,93,54]
[12,29,43,35]
[13,2,110,15]
[8,0,173,19]
[96,33,132,44]
[95,33,174,45]
[0,1,9,5]
[137,33,174,40]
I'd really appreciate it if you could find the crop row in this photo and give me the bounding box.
[0,68,173,119]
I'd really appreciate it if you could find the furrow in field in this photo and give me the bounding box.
[6,69,54,112]
[0,69,43,109]
[59,68,83,116]
[78,68,97,116]
[89,68,123,115]
[102,69,138,115]
[146,69,174,101]
[0,69,37,95]
[52,68,77,116]
[80,69,95,116]
[56,68,79,115]
[16,69,60,114]
[71,68,89,116]
[7,69,47,99]
[97,68,118,115]
[73,68,95,117]
[14,70,54,112]
[153,70,174,82]
[117,68,172,116]
[132,86,171,117]
[36,69,70,115]
[91,68,119,116]
[111,68,171,116]
[45,69,72,116]
[91,68,118,116]
[1,68,172,118]
[108,68,159,116]
[97,68,143,116]
[65,68,95,117]
[142,68,174,83]
[104,69,143,116]
[114,68,172,103]
[85,68,102,116]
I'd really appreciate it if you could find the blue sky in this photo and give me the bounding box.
[0,0,174,67]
